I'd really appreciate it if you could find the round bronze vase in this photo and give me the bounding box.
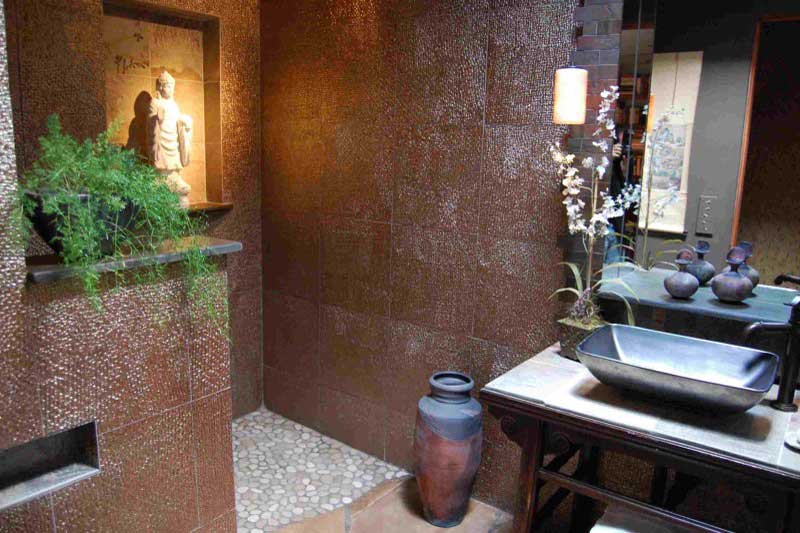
[712,246,753,303]
[414,372,482,528]
[685,240,715,286]
[664,249,699,299]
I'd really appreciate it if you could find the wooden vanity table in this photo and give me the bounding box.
[481,345,800,532]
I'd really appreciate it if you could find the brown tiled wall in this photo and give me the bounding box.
[261,0,577,511]
[0,270,237,532]
[3,0,262,417]
[0,0,259,530]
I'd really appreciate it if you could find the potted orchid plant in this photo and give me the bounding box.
[549,86,640,359]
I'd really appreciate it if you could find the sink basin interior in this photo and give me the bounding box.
[585,325,777,392]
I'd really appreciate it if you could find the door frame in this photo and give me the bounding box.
[731,15,800,246]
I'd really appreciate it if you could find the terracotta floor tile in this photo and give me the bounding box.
[350,478,409,516]
[349,478,512,533]
[277,508,346,532]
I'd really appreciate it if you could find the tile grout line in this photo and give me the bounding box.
[100,387,229,438]
[469,1,493,372]
[48,493,57,533]
[344,504,352,532]
[189,399,203,529]
[317,209,323,431]
[385,100,397,463]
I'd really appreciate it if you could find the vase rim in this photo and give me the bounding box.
[430,371,474,395]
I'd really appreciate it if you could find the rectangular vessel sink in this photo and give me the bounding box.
[576,325,779,413]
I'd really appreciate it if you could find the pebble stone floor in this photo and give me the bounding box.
[233,408,408,532]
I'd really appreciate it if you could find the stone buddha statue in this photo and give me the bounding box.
[148,70,192,208]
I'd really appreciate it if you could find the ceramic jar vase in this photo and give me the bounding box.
[738,241,761,289]
[414,372,482,528]
[664,249,699,299]
[712,246,754,303]
[722,241,760,290]
[685,240,716,286]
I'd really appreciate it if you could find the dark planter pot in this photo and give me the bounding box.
[29,193,138,256]
[558,318,604,361]
[414,372,482,528]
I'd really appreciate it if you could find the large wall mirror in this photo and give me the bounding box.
[612,0,800,287]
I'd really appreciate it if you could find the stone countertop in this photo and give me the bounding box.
[483,344,800,477]
[25,236,242,284]
[599,267,796,324]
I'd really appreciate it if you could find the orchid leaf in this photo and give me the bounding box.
[608,242,637,254]
[603,289,637,326]
[593,277,639,301]
[654,248,681,258]
[652,261,678,270]
[549,287,582,301]
[597,261,641,274]
[558,262,584,293]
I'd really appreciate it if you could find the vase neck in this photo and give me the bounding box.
[430,372,473,404]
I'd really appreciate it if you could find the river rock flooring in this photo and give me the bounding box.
[233,408,408,532]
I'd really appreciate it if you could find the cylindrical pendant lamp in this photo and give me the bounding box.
[553,66,588,125]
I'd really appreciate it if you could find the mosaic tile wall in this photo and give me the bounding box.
[0,0,259,530]
[4,0,262,418]
[260,0,577,511]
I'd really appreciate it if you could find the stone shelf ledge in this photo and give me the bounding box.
[188,201,234,213]
[26,236,242,284]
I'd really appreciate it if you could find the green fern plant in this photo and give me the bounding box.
[16,114,228,335]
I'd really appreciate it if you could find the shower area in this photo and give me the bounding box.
[0,0,600,531]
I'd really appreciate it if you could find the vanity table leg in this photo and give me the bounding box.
[784,490,800,532]
[650,465,668,506]
[513,419,544,533]
[570,444,600,533]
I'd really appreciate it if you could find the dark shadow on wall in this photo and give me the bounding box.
[126,90,152,159]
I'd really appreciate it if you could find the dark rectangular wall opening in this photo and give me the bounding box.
[0,422,100,511]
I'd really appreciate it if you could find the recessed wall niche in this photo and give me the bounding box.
[101,2,226,210]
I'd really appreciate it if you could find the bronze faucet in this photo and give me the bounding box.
[742,275,800,411]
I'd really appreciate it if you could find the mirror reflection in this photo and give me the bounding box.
[608,0,800,288]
